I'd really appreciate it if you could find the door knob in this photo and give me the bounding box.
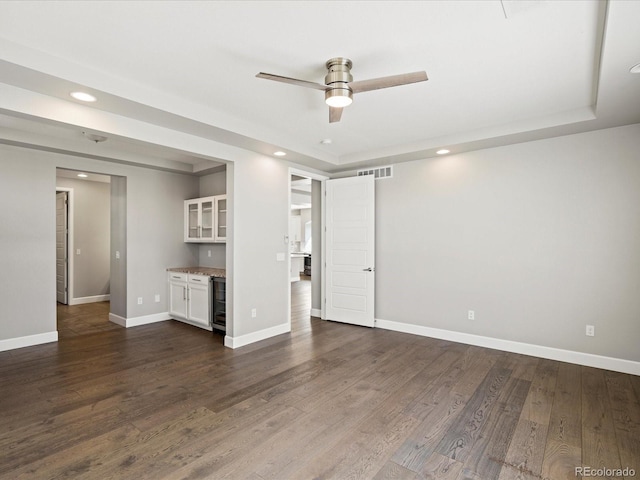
[362,267,374,272]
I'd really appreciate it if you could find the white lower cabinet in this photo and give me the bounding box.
[168,272,211,330]
[168,273,188,318]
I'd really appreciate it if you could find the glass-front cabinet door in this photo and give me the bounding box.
[215,195,227,242]
[201,199,214,241]
[186,200,201,241]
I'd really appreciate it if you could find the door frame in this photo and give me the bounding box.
[287,167,329,329]
[55,187,74,304]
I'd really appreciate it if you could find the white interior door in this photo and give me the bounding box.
[56,191,68,304]
[325,175,375,327]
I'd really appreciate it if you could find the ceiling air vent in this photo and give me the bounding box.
[357,165,393,179]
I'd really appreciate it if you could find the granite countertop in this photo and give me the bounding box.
[167,267,226,278]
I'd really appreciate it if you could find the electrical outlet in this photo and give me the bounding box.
[208,250,211,258]
[586,325,595,337]
[154,294,160,303]
[76,248,81,255]
[137,297,143,305]
[468,310,475,320]
[251,308,257,318]
[115,251,120,259]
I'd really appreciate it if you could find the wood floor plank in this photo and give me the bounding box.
[461,377,531,479]
[373,461,421,480]
[604,370,640,476]
[518,359,558,425]
[419,452,464,479]
[10,424,141,479]
[540,362,582,480]
[497,419,548,480]
[392,346,498,474]
[0,405,127,475]
[450,346,499,397]
[435,364,512,462]
[581,367,623,474]
[255,343,438,479]
[498,359,558,480]
[286,408,419,480]
[117,405,305,480]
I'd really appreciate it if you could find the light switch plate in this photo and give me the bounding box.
[276,252,285,261]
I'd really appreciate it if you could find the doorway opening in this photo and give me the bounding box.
[288,169,327,330]
[56,168,114,338]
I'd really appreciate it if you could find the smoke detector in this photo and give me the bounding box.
[82,132,108,143]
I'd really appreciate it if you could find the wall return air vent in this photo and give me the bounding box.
[357,165,393,179]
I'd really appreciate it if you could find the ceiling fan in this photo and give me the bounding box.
[256,57,428,123]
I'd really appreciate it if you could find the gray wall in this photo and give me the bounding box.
[0,143,199,344]
[124,167,199,317]
[110,176,127,318]
[0,146,57,339]
[198,168,226,268]
[231,155,289,338]
[373,124,640,362]
[56,176,111,299]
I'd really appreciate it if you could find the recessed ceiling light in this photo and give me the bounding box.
[77,173,88,178]
[436,149,450,155]
[630,63,640,74]
[70,91,97,102]
[274,151,287,156]
[320,138,332,145]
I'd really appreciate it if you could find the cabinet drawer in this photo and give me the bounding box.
[188,274,210,285]
[168,272,187,282]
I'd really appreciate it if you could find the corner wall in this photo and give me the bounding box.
[226,155,290,346]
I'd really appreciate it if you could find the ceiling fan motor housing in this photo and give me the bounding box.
[325,57,353,105]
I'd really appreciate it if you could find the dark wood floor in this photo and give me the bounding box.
[1,280,638,479]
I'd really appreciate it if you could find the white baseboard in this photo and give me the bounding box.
[310,308,321,318]
[69,294,110,306]
[0,331,58,352]
[375,318,640,376]
[224,322,290,349]
[109,312,171,328]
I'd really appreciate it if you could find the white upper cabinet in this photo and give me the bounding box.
[184,195,226,243]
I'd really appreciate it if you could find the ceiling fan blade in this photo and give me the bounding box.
[350,71,428,94]
[329,106,343,123]
[256,72,327,91]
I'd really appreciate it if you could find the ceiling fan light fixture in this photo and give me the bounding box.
[256,56,427,123]
[325,88,353,108]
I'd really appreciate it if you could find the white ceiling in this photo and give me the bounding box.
[0,1,639,174]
